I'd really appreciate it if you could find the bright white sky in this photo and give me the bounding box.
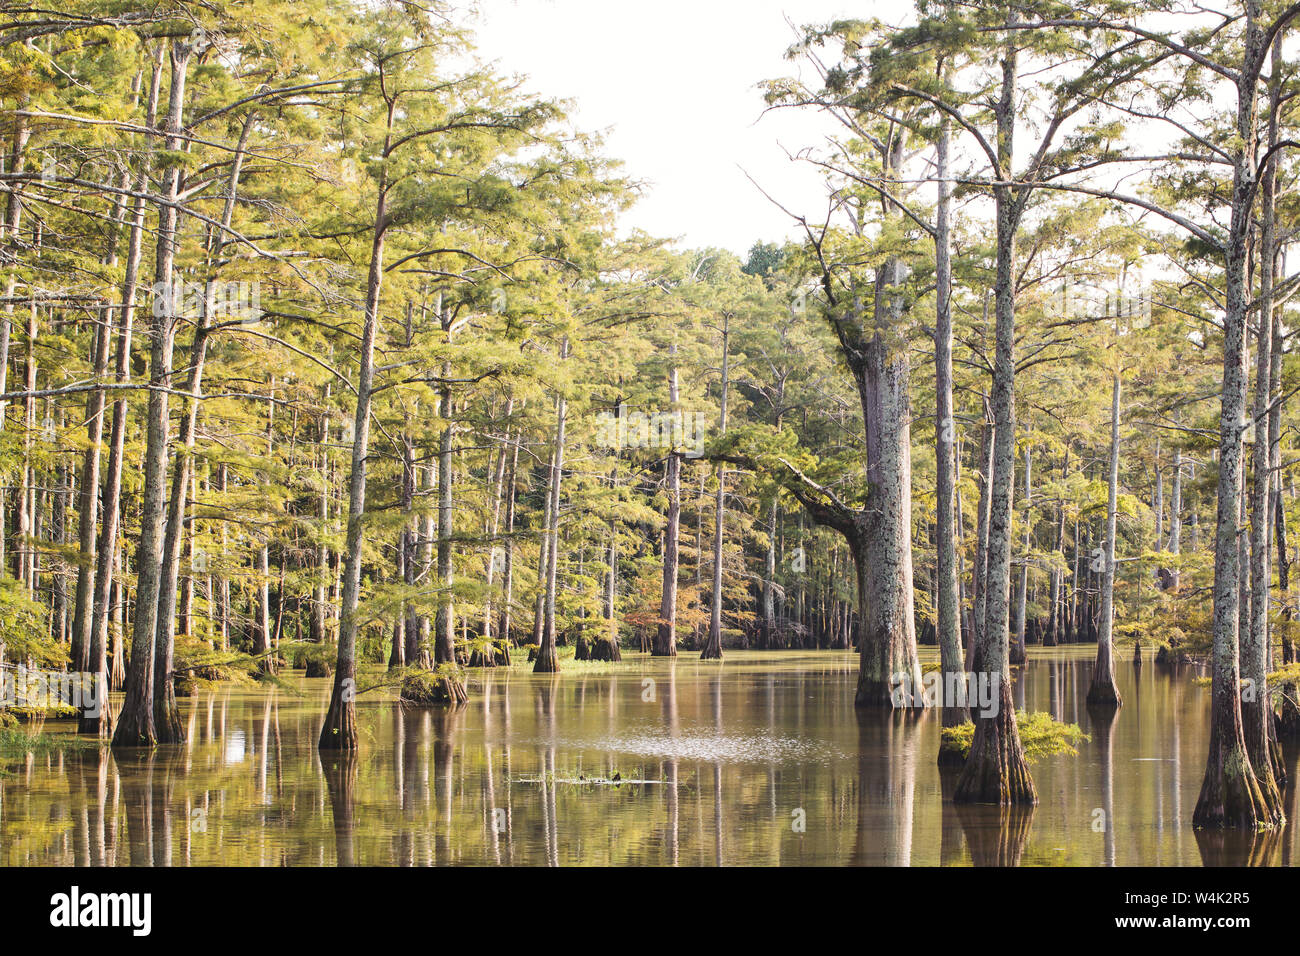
[474,0,913,256]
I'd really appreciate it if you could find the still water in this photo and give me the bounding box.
[2,647,1297,866]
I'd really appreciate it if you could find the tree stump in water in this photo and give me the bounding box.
[467,640,510,667]
[1278,690,1300,740]
[399,671,467,707]
[305,657,334,678]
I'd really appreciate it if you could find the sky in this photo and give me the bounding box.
[473,0,913,257]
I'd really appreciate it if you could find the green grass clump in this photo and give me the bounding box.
[0,728,102,760]
[940,710,1088,762]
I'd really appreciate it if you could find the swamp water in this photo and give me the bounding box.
[2,647,1296,866]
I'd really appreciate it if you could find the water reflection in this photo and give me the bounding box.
[1,648,1298,865]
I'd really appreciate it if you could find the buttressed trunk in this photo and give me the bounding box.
[853,259,922,708]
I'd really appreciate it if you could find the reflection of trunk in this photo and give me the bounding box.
[113,39,195,749]
[955,803,1036,866]
[655,353,680,657]
[322,752,358,866]
[1087,371,1122,709]
[702,315,731,660]
[1091,703,1118,865]
[851,713,919,864]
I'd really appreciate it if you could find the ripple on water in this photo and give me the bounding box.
[547,730,844,764]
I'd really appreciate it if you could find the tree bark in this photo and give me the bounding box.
[955,37,1035,804]
[534,339,569,673]
[934,106,966,732]
[112,39,196,749]
[655,352,681,656]
[1194,2,1280,828]
[1087,369,1122,709]
[702,315,731,660]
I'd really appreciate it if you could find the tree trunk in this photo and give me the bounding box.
[112,39,196,749]
[1242,32,1285,804]
[934,107,966,734]
[655,354,680,657]
[702,315,731,660]
[1011,443,1031,665]
[434,351,455,667]
[1194,7,1281,828]
[534,339,569,673]
[954,41,1035,804]
[853,257,923,707]
[1087,369,1122,709]
[319,157,390,752]
[153,113,253,742]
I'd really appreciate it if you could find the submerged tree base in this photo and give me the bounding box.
[590,638,622,662]
[305,657,334,678]
[467,640,510,667]
[1279,689,1300,739]
[77,708,113,739]
[1193,734,1280,830]
[111,700,157,750]
[937,734,967,767]
[533,643,559,673]
[952,681,1038,806]
[1086,679,1123,710]
[399,669,468,706]
[319,668,358,752]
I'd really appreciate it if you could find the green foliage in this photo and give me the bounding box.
[941,711,1089,762]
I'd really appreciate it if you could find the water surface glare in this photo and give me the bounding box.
[3,647,1297,866]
